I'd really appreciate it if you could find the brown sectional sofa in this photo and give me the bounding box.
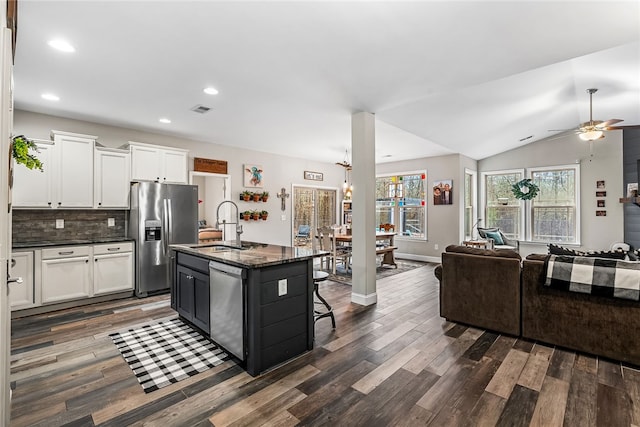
[522,256,640,366]
[435,245,640,366]
[436,245,522,336]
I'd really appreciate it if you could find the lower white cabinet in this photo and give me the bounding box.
[41,246,92,304]
[9,250,35,310]
[93,242,134,295]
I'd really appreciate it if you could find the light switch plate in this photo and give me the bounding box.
[55,219,64,229]
[278,279,287,296]
[107,218,115,227]
[281,214,286,221]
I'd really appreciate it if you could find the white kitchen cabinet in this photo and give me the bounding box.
[12,140,54,208]
[41,246,92,304]
[52,131,95,208]
[12,131,97,209]
[94,147,131,208]
[93,242,133,295]
[9,250,35,310]
[129,141,188,184]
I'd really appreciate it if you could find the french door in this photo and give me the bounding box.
[292,186,337,248]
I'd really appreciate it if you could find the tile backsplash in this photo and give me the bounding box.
[12,210,127,244]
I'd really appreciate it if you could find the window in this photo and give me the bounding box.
[530,166,579,243]
[482,170,524,240]
[464,169,477,240]
[375,172,426,239]
[481,165,580,244]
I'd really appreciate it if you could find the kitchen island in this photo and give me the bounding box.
[170,241,327,376]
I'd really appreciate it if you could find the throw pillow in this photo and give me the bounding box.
[484,230,504,245]
[583,250,627,260]
[548,244,582,256]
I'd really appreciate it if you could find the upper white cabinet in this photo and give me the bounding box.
[12,131,97,209]
[12,140,54,208]
[53,131,95,208]
[94,147,130,208]
[129,141,188,184]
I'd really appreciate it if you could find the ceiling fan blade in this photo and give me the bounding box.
[596,119,624,129]
[607,125,640,130]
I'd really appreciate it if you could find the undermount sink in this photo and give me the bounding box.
[196,243,246,251]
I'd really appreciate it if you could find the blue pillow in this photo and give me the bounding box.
[484,230,504,245]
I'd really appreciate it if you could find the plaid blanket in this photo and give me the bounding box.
[545,255,640,301]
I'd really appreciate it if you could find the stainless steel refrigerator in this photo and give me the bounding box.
[129,182,198,297]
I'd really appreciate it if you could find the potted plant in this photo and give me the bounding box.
[12,135,43,171]
[252,210,260,220]
[241,190,252,201]
[243,210,251,220]
[261,210,268,220]
[261,191,269,202]
[252,192,261,202]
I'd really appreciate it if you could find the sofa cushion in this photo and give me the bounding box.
[445,244,521,260]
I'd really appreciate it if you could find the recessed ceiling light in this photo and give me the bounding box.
[203,87,219,95]
[47,39,75,53]
[159,118,171,124]
[41,93,60,101]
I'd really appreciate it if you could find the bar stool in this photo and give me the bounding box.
[312,271,336,329]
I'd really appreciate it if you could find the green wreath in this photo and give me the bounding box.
[512,178,539,200]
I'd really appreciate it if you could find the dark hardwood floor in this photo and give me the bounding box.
[9,263,640,426]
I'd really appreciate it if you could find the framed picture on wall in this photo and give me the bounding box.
[596,180,605,189]
[597,199,605,207]
[433,179,453,205]
[244,164,264,187]
[596,210,607,216]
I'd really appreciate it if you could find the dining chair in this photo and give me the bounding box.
[317,226,351,274]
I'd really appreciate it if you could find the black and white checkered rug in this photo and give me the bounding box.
[110,318,229,393]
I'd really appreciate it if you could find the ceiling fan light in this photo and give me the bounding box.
[579,130,604,141]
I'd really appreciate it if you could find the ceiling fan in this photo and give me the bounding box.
[560,88,640,141]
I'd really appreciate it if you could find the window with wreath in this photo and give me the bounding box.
[530,165,579,243]
[375,172,426,239]
[482,170,524,240]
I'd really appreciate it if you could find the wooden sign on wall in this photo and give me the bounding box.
[194,157,228,174]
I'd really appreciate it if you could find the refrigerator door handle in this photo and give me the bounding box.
[167,198,173,245]
[162,198,169,255]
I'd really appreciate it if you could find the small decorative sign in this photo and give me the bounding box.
[304,170,323,181]
[194,157,227,174]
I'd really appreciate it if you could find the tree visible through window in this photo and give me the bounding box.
[375,173,426,239]
[530,167,577,242]
[484,171,523,240]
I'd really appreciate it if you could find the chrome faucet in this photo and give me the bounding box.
[215,200,243,248]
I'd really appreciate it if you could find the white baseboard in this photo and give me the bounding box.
[396,252,441,264]
[351,292,377,306]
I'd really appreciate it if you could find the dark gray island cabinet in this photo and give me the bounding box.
[170,242,326,376]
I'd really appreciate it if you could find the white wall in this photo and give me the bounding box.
[14,110,346,246]
[479,131,624,255]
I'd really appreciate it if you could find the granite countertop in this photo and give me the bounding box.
[12,237,134,249]
[171,240,329,269]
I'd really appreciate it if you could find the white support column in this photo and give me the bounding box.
[350,112,377,306]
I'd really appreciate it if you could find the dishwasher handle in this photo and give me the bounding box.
[209,261,245,278]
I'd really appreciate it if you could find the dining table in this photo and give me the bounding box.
[332,231,398,268]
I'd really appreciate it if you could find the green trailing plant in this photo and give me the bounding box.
[12,135,43,171]
[512,178,539,200]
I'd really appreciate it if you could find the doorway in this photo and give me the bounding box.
[189,171,231,239]
[292,186,337,248]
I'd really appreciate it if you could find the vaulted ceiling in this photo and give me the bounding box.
[13,1,640,164]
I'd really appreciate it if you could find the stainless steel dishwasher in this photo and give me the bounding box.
[209,260,246,360]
